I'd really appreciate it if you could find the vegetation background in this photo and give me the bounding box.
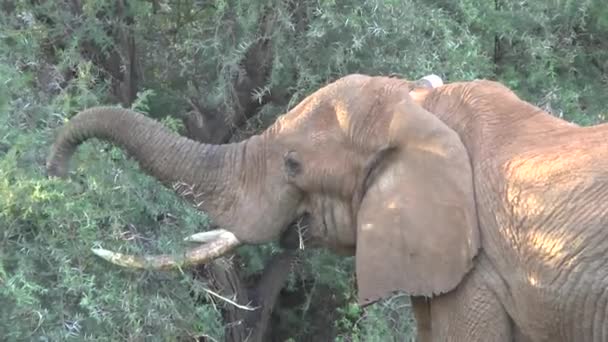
[1,0,607,340]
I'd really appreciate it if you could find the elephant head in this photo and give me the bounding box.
[47,74,479,305]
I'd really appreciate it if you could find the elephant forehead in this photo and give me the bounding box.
[309,130,336,144]
[277,96,323,131]
[334,100,355,132]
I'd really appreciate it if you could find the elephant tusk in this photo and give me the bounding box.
[183,229,236,243]
[91,230,241,270]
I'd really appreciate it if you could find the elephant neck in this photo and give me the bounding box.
[422,81,574,163]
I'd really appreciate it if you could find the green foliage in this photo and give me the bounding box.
[451,0,608,123]
[335,295,417,342]
[1,0,608,340]
[0,112,225,340]
[0,7,223,336]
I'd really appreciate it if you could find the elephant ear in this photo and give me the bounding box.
[355,95,479,306]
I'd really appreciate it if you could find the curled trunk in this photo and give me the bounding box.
[47,106,245,267]
[47,106,229,189]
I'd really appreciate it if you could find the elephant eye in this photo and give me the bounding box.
[283,151,302,178]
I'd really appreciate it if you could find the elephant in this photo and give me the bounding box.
[46,73,608,341]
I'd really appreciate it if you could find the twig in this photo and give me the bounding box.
[202,287,259,311]
[295,215,308,250]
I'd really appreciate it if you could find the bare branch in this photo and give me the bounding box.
[183,7,279,144]
[202,287,259,311]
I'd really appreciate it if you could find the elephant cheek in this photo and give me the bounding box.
[229,190,302,244]
[307,200,356,254]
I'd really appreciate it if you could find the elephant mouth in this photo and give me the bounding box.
[279,212,353,255]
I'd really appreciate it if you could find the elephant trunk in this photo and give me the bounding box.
[47,106,246,268]
[47,106,229,189]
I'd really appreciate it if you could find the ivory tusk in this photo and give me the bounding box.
[183,229,236,243]
[92,230,241,270]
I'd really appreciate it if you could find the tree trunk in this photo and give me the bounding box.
[245,251,299,341]
[106,0,140,106]
[183,7,277,144]
[199,251,299,342]
[65,0,140,107]
[493,0,503,76]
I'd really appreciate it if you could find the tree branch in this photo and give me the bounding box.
[183,6,277,143]
[196,250,299,342]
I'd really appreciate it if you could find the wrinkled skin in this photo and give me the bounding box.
[47,74,608,341]
[408,81,608,341]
